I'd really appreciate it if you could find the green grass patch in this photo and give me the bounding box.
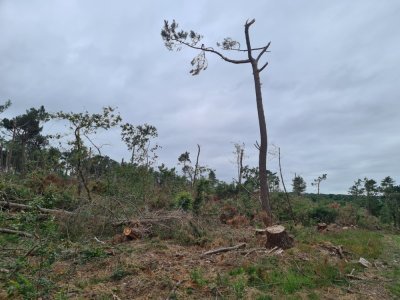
[190,268,208,287]
[292,227,384,259]
[224,255,346,296]
[388,266,400,297]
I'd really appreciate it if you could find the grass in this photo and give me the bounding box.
[293,226,384,259]
[226,257,345,296]
[381,234,400,298]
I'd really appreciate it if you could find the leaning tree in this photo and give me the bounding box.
[161,19,273,218]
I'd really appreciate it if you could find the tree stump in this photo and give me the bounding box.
[123,227,143,240]
[317,223,327,231]
[265,225,294,249]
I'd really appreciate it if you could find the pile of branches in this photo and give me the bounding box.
[113,210,196,242]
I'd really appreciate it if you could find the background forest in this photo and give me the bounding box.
[0,100,399,299]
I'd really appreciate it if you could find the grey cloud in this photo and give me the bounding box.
[1,0,400,193]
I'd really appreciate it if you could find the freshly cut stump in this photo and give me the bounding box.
[265,225,294,249]
[317,222,327,231]
[123,227,143,240]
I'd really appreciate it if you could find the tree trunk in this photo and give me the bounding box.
[265,225,294,249]
[244,23,271,218]
[278,148,296,223]
[238,148,244,185]
[192,144,201,188]
[75,128,92,201]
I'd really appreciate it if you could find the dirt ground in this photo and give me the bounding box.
[42,225,399,300]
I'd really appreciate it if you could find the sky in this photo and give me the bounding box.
[0,0,399,194]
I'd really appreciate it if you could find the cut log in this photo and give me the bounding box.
[265,225,294,249]
[317,223,327,231]
[123,227,143,240]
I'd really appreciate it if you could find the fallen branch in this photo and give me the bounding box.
[0,201,75,216]
[0,268,10,273]
[242,247,267,257]
[0,227,34,238]
[319,242,346,259]
[94,237,106,244]
[201,243,246,257]
[267,246,279,254]
[345,274,365,280]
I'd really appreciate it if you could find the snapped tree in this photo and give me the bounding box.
[311,173,327,194]
[161,19,272,218]
[233,142,245,186]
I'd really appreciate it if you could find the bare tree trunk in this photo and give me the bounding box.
[21,141,27,174]
[192,144,201,188]
[278,148,296,223]
[244,20,271,218]
[238,148,244,185]
[75,128,92,201]
[6,123,16,172]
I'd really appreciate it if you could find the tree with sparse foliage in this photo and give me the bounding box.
[161,19,273,219]
[54,107,121,201]
[121,123,159,167]
[311,174,327,195]
[348,178,365,198]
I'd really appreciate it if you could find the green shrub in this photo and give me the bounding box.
[190,268,207,287]
[309,207,338,224]
[7,274,36,300]
[356,208,380,229]
[174,191,193,211]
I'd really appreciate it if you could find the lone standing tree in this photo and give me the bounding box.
[161,19,272,219]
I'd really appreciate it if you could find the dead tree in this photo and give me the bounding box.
[192,144,201,188]
[161,19,272,218]
[233,143,245,186]
[278,147,296,223]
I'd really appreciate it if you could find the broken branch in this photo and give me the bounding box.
[201,242,246,257]
[0,201,75,216]
[0,228,34,238]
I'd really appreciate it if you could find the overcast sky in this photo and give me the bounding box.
[1,0,399,194]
